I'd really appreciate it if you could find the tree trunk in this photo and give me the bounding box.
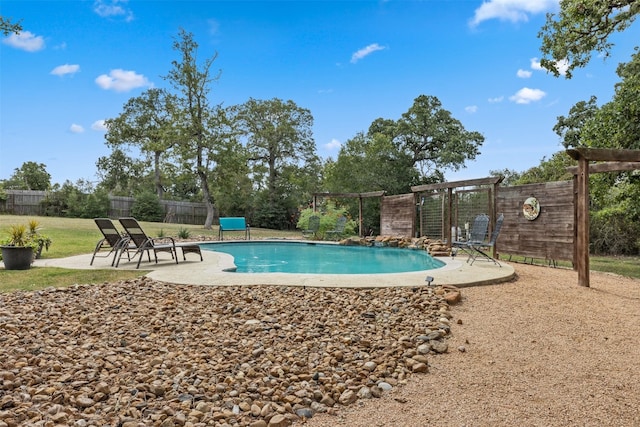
[154,151,164,199]
[197,162,215,229]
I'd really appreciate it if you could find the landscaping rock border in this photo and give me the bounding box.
[0,279,457,427]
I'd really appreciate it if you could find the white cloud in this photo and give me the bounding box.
[488,96,504,103]
[465,105,478,113]
[95,69,151,92]
[470,0,558,27]
[531,56,569,76]
[2,31,45,52]
[351,43,385,63]
[70,124,85,133]
[51,64,80,76]
[509,87,546,104]
[517,69,532,78]
[530,57,543,70]
[91,120,108,131]
[93,0,134,22]
[325,138,342,151]
[554,58,570,76]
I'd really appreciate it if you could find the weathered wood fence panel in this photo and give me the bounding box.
[0,190,47,215]
[0,190,209,225]
[159,200,210,224]
[380,194,415,236]
[496,181,574,262]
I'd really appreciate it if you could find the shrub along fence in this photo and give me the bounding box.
[0,190,210,225]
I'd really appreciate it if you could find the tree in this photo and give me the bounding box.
[209,127,253,217]
[554,49,640,151]
[580,47,640,150]
[234,98,320,229]
[104,88,179,199]
[325,132,418,195]
[95,147,149,196]
[1,16,22,36]
[511,151,576,185]
[3,161,51,190]
[539,0,640,78]
[551,49,640,255]
[553,96,599,148]
[369,95,484,180]
[324,132,419,233]
[489,168,522,187]
[164,29,221,229]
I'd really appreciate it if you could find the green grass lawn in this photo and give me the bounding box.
[502,253,640,280]
[0,215,300,292]
[1,214,639,292]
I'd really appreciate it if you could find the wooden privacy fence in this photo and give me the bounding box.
[0,190,209,225]
[109,196,209,224]
[495,181,574,263]
[380,194,415,236]
[412,178,575,265]
[0,190,47,215]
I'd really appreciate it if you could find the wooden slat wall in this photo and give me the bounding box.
[1,190,209,225]
[380,194,415,236]
[496,181,574,262]
[1,190,48,215]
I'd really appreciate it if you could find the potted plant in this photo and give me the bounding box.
[26,219,52,259]
[1,220,53,270]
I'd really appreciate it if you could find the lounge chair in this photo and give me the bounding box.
[116,217,202,268]
[218,217,250,241]
[326,216,347,241]
[302,215,320,239]
[90,218,132,266]
[465,213,505,266]
[452,213,489,258]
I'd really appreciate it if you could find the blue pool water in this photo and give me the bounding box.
[200,241,445,274]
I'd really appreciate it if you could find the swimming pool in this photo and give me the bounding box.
[200,241,445,274]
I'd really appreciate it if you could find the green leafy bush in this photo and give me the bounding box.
[131,192,163,222]
[591,205,640,255]
[82,189,110,218]
[296,201,356,240]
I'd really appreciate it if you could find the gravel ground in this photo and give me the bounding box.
[1,262,638,427]
[0,275,456,427]
[301,263,640,427]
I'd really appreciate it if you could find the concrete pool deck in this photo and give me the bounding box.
[32,243,515,288]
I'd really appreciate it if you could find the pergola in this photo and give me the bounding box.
[566,147,640,287]
[310,191,385,237]
[411,176,503,246]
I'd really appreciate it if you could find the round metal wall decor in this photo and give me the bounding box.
[523,197,540,221]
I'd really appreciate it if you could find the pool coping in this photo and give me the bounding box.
[32,240,515,289]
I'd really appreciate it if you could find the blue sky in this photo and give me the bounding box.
[1,0,639,186]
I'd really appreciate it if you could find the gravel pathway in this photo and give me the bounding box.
[301,263,640,427]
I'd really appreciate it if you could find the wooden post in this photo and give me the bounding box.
[446,188,453,243]
[358,196,363,237]
[575,156,590,287]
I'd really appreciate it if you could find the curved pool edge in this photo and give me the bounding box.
[144,250,515,288]
[33,244,515,289]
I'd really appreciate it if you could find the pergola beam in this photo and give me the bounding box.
[566,147,640,287]
[411,176,502,193]
[566,161,640,174]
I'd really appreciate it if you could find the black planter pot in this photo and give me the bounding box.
[1,246,34,270]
